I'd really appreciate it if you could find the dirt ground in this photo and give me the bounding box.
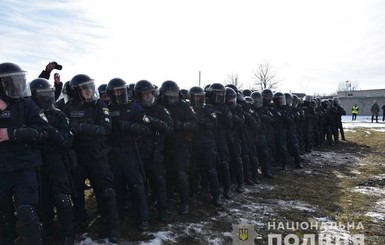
[15,127,385,244]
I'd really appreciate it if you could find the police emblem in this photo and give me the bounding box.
[102,108,110,115]
[143,115,150,123]
[232,224,255,245]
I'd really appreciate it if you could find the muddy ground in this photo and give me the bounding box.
[15,126,385,244]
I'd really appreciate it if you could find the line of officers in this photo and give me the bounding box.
[0,62,346,245]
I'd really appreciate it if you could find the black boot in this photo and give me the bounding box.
[177,171,190,215]
[54,194,75,244]
[102,188,120,243]
[221,161,233,199]
[341,130,346,141]
[234,158,245,193]
[259,148,273,179]
[242,154,254,185]
[208,169,222,206]
[132,184,150,231]
[17,205,42,245]
[154,175,168,222]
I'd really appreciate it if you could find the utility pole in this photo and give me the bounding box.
[199,71,201,87]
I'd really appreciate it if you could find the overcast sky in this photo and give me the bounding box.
[1,0,385,95]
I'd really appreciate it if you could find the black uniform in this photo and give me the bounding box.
[39,108,75,243]
[190,104,221,205]
[108,101,151,231]
[0,97,49,245]
[63,97,120,241]
[162,99,198,214]
[140,101,173,221]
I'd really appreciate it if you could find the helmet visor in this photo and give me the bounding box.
[34,88,55,110]
[0,71,31,98]
[110,86,128,105]
[190,93,205,109]
[213,91,225,104]
[163,90,179,105]
[73,80,99,102]
[138,91,155,107]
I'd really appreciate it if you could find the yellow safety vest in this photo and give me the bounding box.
[352,105,359,114]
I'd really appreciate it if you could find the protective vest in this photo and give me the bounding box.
[352,105,359,114]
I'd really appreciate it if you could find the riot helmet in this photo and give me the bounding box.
[273,92,286,106]
[332,97,341,106]
[160,80,180,106]
[292,94,299,107]
[106,78,129,105]
[30,78,55,111]
[284,93,293,106]
[188,86,205,109]
[225,87,237,109]
[244,96,254,105]
[134,80,156,107]
[242,89,252,97]
[126,83,135,101]
[251,91,262,108]
[98,84,111,105]
[180,89,189,101]
[310,99,318,109]
[302,95,313,103]
[70,74,99,103]
[321,99,330,109]
[204,84,211,93]
[207,83,225,105]
[261,89,273,106]
[225,84,238,93]
[0,62,31,98]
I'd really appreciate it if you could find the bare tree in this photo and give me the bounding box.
[224,73,244,89]
[337,80,360,92]
[252,61,279,91]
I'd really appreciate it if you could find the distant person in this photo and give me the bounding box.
[351,104,359,121]
[370,100,380,123]
[382,104,385,121]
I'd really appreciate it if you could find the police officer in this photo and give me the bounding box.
[0,62,49,245]
[333,97,346,141]
[275,92,303,169]
[302,95,315,152]
[106,78,151,231]
[62,74,120,243]
[251,91,274,179]
[189,86,222,206]
[134,80,174,222]
[160,80,198,215]
[243,96,262,183]
[30,78,75,245]
[225,87,246,192]
[320,100,334,146]
[206,83,233,199]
